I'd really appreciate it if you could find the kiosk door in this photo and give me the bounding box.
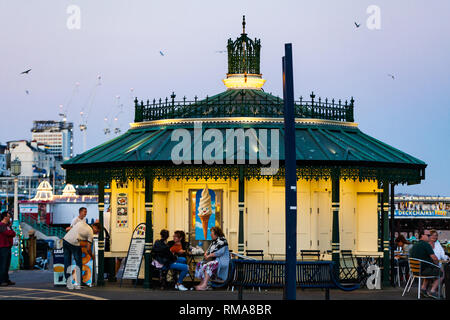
[153,193,167,236]
[314,191,332,252]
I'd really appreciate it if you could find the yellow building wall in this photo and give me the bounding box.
[245,178,379,257]
[107,178,380,258]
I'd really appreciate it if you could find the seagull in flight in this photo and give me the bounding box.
[354,22,361,28]
[25,90,30,95]
[159,51,165,56]
[21,69,32,74]
[388,74,395,80]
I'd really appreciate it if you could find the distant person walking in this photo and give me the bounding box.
[66,207,88,232]
[62,220,100,289]
[0,211,16,286]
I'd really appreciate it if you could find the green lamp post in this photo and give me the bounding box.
[10,157,22,271]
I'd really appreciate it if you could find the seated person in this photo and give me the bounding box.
[152,229,189,291]
[428,230,449,266]
[194,227,229,291]
[394,234,411,278]
[409,229,443,299]
[168,230,190,261]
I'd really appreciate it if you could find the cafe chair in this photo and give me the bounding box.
[402,258,441,299]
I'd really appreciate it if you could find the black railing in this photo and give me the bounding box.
[134,92,354,123]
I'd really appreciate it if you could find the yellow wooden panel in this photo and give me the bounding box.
[153,192,168,238]
[357,193,378,252]
[297,180,311,250]
[341,180,356,251]
[268,189,285,254]
[247,190,268,252]
[315,191,332,252]
[228,189,238,252]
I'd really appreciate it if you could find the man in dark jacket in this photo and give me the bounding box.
[0,211,16,286]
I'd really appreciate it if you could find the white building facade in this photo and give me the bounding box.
[31,121,74,161]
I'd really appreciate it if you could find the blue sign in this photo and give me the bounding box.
[395,210,450,219]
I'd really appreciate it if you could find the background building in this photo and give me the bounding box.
[2,140,65,200]
[0,143,8,176]
[394,194,450,242]
[31,120,74,161]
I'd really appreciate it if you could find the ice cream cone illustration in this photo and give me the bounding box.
[198,185,212,239]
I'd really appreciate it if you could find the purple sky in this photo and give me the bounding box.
[0,1,449,195]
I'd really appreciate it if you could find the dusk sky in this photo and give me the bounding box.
[0,1,448,196]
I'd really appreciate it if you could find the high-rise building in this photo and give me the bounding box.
[31,121,73,161]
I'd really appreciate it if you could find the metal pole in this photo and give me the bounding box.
[143,177,154,289]
[14,177,18,221]
[97,182,105,286]
[390,183,395,286]
[282,43,297,300]
[238,167,245,254]
[10,177,20,270]
[382,181,390,287]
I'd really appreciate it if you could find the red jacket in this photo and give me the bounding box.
[0,222,16,248]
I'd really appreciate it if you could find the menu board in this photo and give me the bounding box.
[121,223,146,282]
[116,193,129,229]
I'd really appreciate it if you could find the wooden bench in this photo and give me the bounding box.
[245,250,264,260]
[300,250,321,261]
[232,260,359,300]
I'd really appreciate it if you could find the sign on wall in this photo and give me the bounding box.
[195,185,216,241]
[116,193,129,228]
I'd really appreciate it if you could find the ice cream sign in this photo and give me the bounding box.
[195,185,216,240]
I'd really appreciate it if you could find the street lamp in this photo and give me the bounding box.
[10,157,21,270]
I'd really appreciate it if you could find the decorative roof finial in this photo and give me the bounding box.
[242,15,246,34]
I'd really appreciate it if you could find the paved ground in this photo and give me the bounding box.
[0,269,437,300]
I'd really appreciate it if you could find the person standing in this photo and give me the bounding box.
[0,211,16,286]
[62,220,100,289]
[66,207,87,232]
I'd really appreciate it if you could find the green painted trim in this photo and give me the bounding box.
[331,173,340,278]
[238,167,245,254]
[382,181,390,287]
[143,178,154,289]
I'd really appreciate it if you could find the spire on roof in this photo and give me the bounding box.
[223,17,265,90]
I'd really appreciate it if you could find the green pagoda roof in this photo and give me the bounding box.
[63,120,426,184]
[62,17,426,185]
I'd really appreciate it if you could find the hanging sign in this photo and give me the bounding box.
[121,223,146,284]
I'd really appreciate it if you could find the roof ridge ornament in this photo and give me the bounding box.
[223,16,266,90]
